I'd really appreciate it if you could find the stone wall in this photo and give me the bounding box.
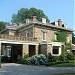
[67,33,72,43]
[34,27,56,42]
[17,27,34,37]
[22,44,29,57]
[39,44,47,55]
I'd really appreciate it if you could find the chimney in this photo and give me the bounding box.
[62,24,67,28]
[42,18,46,24]
[32,16,37,21]
[55,21,58,26]
[58,19,62,27]
[26,19,30,24]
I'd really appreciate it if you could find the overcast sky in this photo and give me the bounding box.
[0,0,74,31]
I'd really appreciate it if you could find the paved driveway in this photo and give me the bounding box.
[0,63,75,75]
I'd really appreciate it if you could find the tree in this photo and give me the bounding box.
[0,21,6,31]
[72,33,75,44]
[11,7,50,23]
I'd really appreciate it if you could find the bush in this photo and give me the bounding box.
[17,54,28,64]
[25,54,48,65]
[48,54,61,62]
[66,53,75,60]
[1,56,11,63]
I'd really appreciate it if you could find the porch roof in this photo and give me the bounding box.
[0,34,38,43]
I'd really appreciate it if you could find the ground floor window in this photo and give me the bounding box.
[52,46,59,54]
[1,45,11,57]
[6,46,11,57]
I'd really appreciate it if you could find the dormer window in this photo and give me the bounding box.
[26,31,29,37]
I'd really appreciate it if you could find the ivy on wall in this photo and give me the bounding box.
[55,31,68,42]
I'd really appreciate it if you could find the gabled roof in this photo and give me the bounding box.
[34,22,73,32]
[0,21,74,34]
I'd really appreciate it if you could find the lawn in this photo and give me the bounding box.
[51,63,75,67]
[56,73,75,75]
[46,62,75,67]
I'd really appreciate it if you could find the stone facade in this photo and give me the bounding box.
[18,27,34,37]
[34,27,56,42]
[0,19,74,62]
[23,44,29,57]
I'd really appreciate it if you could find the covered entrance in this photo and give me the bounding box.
[1,43,22,63]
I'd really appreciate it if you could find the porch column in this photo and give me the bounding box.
[35,45,39,55]
[0,43,1,67]
[47,44,52,56]
[23,44,29,57]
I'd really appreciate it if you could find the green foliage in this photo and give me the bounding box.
[66,53,75,60]
[0,21,6,31]
[11,7,50,23]
[65,42,72,50]
[46,62,56,66]
[55,31,68,42]
[1,56,11,63]
[17,54,28,64]
[17,54,48,65]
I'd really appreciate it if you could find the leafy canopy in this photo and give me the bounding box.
[11,7,50,23]
[0,21,6,31]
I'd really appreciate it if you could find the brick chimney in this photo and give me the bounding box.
[32,16,37,21]
[58,19,62,27]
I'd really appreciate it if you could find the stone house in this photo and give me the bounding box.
[0,16,73,62]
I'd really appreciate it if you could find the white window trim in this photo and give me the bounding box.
[6,46,11,57]
[41,30,47,41]
[51,46,61,56]
[26,31,29,37]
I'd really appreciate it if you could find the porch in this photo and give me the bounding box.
[0,34,39,63]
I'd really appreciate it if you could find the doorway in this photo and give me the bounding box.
[11,44,22,62]
[1,43,22,63]
[29,45,36,57]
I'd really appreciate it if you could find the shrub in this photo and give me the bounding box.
[1,56,11,63]
[66,53,75,60]
[17,54,28,64]
[25,54,48,65]
[48,54,60,62]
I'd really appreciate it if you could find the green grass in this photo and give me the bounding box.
[56,73,75,75]
[51,63,75,67]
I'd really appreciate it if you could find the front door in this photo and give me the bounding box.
[11,44,22,62]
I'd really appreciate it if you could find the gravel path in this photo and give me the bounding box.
[0,63,75,75]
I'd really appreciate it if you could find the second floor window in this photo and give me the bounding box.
[41,30,47,41]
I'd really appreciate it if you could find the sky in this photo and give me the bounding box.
[0,0,74,31]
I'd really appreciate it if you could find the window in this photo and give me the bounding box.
[1,46,11,57]
[41,30,46,41]
[26,31,29,37]
[52,46,59,54]
[6,46,11,57]
[1,46,6,56]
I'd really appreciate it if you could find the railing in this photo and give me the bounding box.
[0,34,37,42]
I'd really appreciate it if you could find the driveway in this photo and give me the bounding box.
[0,63,75,75]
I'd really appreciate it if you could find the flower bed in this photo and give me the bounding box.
[25,54,49,65]
[18,54,49,65]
